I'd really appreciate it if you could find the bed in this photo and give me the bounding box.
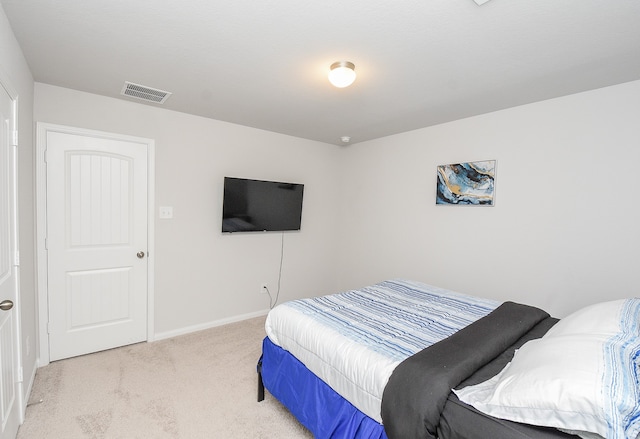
[257,279,640,439]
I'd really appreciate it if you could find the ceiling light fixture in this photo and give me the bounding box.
[328,61,356,88]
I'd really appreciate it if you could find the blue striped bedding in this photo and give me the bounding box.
[265,279,500,423]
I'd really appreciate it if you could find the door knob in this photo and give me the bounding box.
[0,300,14,311]
[137,251,145,259]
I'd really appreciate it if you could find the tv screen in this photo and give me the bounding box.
[222,177,304,232]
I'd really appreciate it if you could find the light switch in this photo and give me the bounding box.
[159,206,173,219]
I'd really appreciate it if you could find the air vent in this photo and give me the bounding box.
[121,81,172,104]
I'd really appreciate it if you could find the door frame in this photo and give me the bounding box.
[35,123,156,366]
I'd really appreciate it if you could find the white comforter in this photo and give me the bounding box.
[265,279,499,423]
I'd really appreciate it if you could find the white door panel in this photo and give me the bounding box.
[0,78,20,439]
[46,132,148,361]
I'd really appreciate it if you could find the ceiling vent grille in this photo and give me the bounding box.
[121,81,172,104]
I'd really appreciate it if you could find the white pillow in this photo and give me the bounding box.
[544,299,628,337]
[454,298,640,439]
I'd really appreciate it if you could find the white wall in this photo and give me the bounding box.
[33,79,640,335]
[336,80,640,318]
[0,5,37,406]
[34,83,342,336]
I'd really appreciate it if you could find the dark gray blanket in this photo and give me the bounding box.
[380,301,550,439]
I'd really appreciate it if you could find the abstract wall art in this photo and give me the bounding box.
[436,160,496,205]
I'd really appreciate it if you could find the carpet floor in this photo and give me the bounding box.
[17,316,313,438]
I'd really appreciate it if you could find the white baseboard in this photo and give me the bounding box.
[152,309,270,342]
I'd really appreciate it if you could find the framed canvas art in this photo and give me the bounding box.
[436,160,496,205]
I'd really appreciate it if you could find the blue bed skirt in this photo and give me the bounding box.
[261,337,388,439]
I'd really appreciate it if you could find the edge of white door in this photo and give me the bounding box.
[0,65,24,437]
[35,123,155,366]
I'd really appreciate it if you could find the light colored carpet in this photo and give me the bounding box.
[18,316,313,439]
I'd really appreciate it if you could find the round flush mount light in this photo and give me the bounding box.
[328,61,356,88]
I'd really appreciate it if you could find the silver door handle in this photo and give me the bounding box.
[0,300,14,311]
[137,251,145,259]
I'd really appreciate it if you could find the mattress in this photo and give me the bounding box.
[264,279,500,422]
[261,315,578,439]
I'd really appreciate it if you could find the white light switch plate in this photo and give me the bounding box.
[159,206,173,219]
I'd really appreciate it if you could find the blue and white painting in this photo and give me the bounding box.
[436,160,496,205]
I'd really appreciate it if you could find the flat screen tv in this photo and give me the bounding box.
[222,177,304,232]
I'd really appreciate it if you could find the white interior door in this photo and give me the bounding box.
[46,130,149,361]
[0,79,20,438]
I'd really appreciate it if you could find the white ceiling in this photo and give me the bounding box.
[2,0,640,145]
